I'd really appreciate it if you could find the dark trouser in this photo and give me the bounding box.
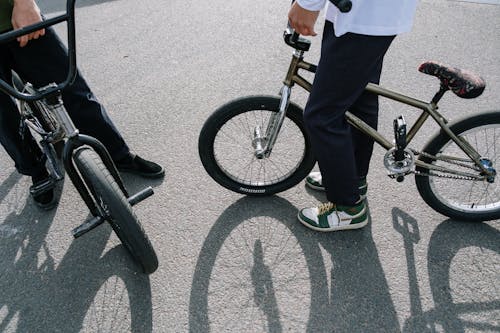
[303,21,395,205]
[0,27,129,177]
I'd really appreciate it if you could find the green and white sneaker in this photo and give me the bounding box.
[298,200,368,232]
[305,172,368,199]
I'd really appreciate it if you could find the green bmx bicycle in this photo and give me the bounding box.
[199,26,499,222]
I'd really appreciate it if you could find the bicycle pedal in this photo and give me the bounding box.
[393,116,407,161]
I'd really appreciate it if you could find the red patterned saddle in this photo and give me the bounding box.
[418,61,486,99]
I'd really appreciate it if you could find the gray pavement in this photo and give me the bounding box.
[0,0,499,332]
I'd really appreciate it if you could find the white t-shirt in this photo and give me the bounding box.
[296,0,418,37]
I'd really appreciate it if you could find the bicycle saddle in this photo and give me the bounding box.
[418,61,486,99]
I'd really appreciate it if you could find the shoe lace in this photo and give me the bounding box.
[318,202,336,216]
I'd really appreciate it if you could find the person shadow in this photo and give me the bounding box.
[188,195,399,332]
[0,170,153,333]
[313,202,400,332]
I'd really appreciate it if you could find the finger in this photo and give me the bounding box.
[297,25,313,36]
[18,35,28,47]
[34,28,45,39]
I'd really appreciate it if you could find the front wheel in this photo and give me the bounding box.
[415,112,500,222]
[198,96,315,196]
[74,147,159,273]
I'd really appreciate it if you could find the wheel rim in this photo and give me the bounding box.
[429,124,500,214]
[213,109,307,188]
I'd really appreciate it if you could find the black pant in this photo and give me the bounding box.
[303,21,395,205]
[0,27,129,177]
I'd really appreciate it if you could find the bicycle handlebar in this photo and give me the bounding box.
[0,0,77,101]
[287,0,351,47]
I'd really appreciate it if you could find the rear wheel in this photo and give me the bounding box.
[415,112,500,222]
[74,147,158,273]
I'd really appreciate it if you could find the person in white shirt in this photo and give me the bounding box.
[288,0,418,232]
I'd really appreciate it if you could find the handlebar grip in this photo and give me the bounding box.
[329,0,352,13]
[0,15,67,44]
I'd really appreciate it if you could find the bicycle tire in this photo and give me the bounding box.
[198,96,316,196]
[415,111,500,222]
[73,147,158,273]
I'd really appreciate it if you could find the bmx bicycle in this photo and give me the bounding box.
[0,0,158,273]
[198,13,499,222]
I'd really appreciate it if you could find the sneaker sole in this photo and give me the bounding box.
[297,212,368,232]
[305,181,325,191]
[34,199,58,211]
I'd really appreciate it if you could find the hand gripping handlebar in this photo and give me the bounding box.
[287,0,352,46]
[0,0,77,101]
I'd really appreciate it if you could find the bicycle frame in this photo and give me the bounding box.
[270,47,494,180]
[21,83,157,237]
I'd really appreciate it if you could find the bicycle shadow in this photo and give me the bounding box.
[0,170,153,333]
[188,196,399,332]
[395,208,500,332]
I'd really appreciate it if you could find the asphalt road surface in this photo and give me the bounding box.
[0,0,499,332]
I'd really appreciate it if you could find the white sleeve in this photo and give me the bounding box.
[296,0,327,11]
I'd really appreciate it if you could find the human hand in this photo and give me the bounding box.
[11,0,45,47]
[288,2,320,36]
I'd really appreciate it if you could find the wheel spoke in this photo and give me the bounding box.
[427,122,500,215]
[213,108,306,187]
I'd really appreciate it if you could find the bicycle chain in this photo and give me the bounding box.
[391,170,478,181]
[388,149,481,181]
[413,149,481,172]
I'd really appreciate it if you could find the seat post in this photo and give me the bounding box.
[431,84,449,105]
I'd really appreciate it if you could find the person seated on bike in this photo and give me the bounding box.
[288,0,418,231]
[0,0,165,209]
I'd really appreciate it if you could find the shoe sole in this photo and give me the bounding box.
[33,198,58,211]
[297,212,368,232]
[305,181,325,191]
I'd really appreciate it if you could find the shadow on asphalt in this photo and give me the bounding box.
[188,196,399,332]
[188,196,500,332]
[396,209,500,332]
[39,0,121,14]
[0,170,153,332]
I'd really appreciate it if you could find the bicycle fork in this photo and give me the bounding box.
[253,85,291,159]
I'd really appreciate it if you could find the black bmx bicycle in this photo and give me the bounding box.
[0,0,158,273]
[198,20,499,222]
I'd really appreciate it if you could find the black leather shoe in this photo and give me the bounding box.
[115,154,165,179]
